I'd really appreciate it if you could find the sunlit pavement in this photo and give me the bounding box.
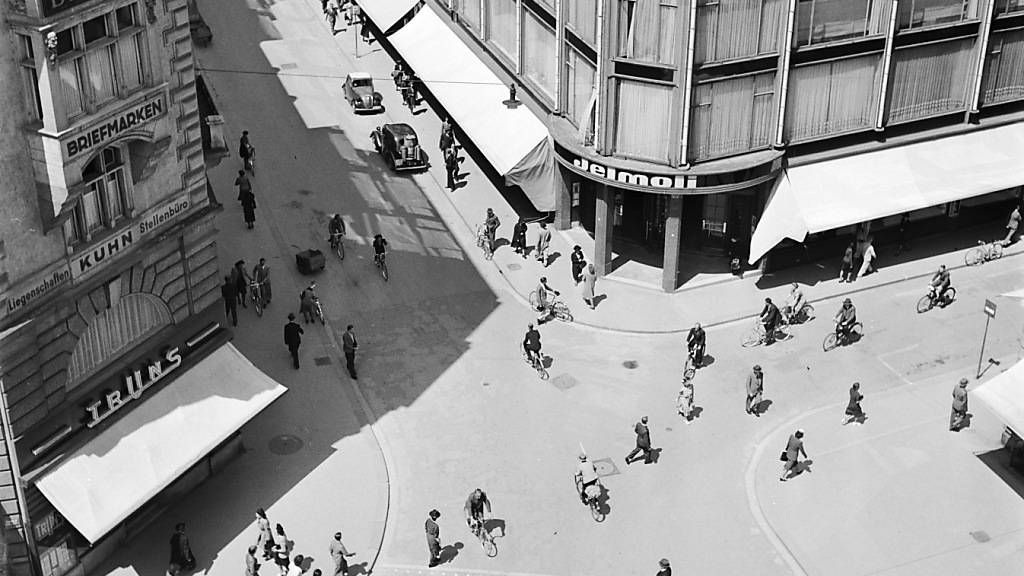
[93,1,1024,576]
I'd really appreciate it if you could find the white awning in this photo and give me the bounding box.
[975,359,1024,436]
[36,343,287,543]
[357,0,421,32]
[749,122,1024,263]
[390,7,555,211]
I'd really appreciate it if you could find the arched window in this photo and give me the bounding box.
[67,292,172,389]
[65,145,135,245]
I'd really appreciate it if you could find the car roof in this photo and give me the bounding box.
[348,72,372,80]
[384,123,416,137]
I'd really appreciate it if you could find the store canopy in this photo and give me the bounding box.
[749,122,1024,263]
[390,7,555,211]
[357,0,421,33]
[36,343,287,543]
[976,359,1024,436]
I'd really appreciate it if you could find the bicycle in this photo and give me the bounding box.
[964,239,1003,266]
[329,232,345,261]
[374,252,389,281]
[249,279,265,317]
[244,145,255,175]
[683,349,699,381]
[575,477,605,522]
[476,225,494,260]
[780,302,815,326]
[469,517,497,557]
[520,341,548,380]
[312,295,325,325]
[823,321,863,352]
[916,285,956,313]
[741,319,790,347]
[529,292,573,323]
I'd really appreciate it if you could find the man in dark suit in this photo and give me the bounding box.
[625,416,652,464]
[342,325,358,378]
[284,313,304,369]
[445,148,459,190]
[570,245,586,284]
[760,297,781,345]
[221,275,238,326]
[425,509,441,567]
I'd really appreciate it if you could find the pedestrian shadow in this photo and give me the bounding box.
[844,414,869,425]
[483,518,506,538]
[347,562,371,575]
[684,406,704,421]
[547,251,562,266]
[451,181,468,191]
[456,171,471,180]
[493,238,510,250]
[953,413,974,431]
[647,448,663,464]
[698,354,716,368]
[791,459,814,478]
[299,556,315,571]
[592,294,608,308]
[754,399,773,415]
[596,485,612,517]
[438,542,463,564]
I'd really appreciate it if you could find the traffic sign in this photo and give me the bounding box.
[984,299,997,318]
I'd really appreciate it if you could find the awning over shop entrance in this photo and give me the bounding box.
[390,7,555,211]
[36,343,287,543]
[357,0,421,33]
[749,122,1024,263]
[976,359,1024,436]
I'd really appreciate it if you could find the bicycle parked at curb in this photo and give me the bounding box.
[965,239,1003,266]
[741,319,790,347]
[917,284,956,313]
[249,279,265,317]
[520,340,548,380]
[476,224,494,260]
[823,321,863,351]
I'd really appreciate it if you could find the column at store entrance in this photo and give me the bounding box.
[662,196,684,291]
[594,184,615,275]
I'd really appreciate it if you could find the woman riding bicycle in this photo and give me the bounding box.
[929,265,950,302]
[834,298,857,338]
[782,282,805,323]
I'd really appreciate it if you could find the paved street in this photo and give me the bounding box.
[94,1,1024,576]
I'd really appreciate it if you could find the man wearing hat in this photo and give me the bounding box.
[284,313,304,369]
[780,429,807,482]
[950,378,969,431]
[625,416,652,464]
[746,365,764,416]
[656,558,671,576]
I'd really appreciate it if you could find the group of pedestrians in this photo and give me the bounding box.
[222,258,274,326]
[249,508,357,576]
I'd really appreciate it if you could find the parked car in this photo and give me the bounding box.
[344,72,384,113]
[371,123,428,172]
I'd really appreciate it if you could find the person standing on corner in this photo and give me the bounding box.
[535,222,552,266]
[284,314,304,370]
[580,263,597,310]
[746,364,763,417]
[571,245,586,284]
[425,509,442,568]
[222,275,238,326]
[253,258,272,307]
[511,217,528,258]
[951,377,969,431]
[239,130,252,169]
[329,532,356,576]
[625,416,652,464]
[780,429,808,481]
[343,324,358,379]
[843,382,865,425]
[840,242,855,283]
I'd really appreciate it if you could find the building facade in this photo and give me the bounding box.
[439,0,1024,290]
[0,0,227,574]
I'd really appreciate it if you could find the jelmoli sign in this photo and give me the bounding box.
[557,147,698,191]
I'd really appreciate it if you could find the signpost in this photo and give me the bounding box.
[977,299,997,378]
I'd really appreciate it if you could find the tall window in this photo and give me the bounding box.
[897,0,979,30]
[688,73,775,161]
[794,0,892,47]
[695,0,785,64]
[614,80,673,161]
[785,55,880,141]
[17,34,44,122]
[523,9,557,100]
[65,146,134,245]
[567,0,598,45]
[486,0,518,65]
[566,48,597,135]
[982,30,1024,105]
[888,38,973,122]
[995,0,1024,15]
[617,0,679,65]
[458,0,482,32]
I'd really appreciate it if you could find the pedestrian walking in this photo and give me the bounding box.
[1003,204,1021,246]
[299,282,317,324]
[779,429,808,481]
[676,375,694,422]
[511,217,528,257]
[656,558,672,576]
[343,324,358,379]
[241,190,257,230]
[255,508,275,560]
[535,222,552,266]
[222,275,238,326]
[326,0,340,34]
[253,258,273,307]
[895,212,911,255]
[169,523,196,571]
[246,545,260,576]
[273,524,290,574]
[843,382,865,425]
[746,365,763,417]
[284,314,304,370]
[425,509,442,568]
[232,260,251,307]
[236,170,252,199]
[950,377,969,431]
[285,556,304,576]
[625,416,653,464]
[571,245,586,284]
[329,532,356,576]
[856,236,876,279]
[445,147,459,190]
[686,322,705,367]
[839,242,855,283]
[239,131,252,169]
[580,263,597,309]
[439,117,454,152]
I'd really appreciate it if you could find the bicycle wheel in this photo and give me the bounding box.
[965,247,984,266]
[850,322,864,341]
[536,361,549,380]
[741,325,762,348]
[253,291,263,317]
[337,241,345,261]
[482,534,497,557]
[916,294,933,314]
[822,331,838,352]
[553,302,573,323]
[943,287,956,306]
[317,305,325,325]
[992,242,1004,260]
[774,325,792,342]
[800,303,814,322]
[590,499,605,522]
[381,260,389,281]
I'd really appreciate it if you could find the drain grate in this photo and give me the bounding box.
[314,356,332,366]
[269,434,303,455]
[970,530,990,543]
[623,360,638,369]
[592,457,621,477]
[507,263,522,271]
[550,374,578,390]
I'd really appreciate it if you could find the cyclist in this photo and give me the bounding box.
[523,323,542,367]
[372,234,388,266]
[759,297,781,345]
[834,298,857,340]
[464,489,491,533]
[575,453,600,504]
[782,282,805,324]
[686,322,705,366]
[929,265,950,305]
[328,214,346,250]
[534,277,560,324]
[484,208,500,252]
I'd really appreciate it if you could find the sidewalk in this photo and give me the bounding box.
[361,4,1024,334]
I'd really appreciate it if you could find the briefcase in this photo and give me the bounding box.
[295,249,325,274]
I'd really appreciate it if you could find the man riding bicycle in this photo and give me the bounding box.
[484,208,500,251]
[534,277,560,324]
[782,282,805,324]
[575,453,600,504]
[328,214,346,249]
[930,265,950,303]
[372,234,388,265]
[834,298,857,339]
[760,297,781,345]
[523,323,542,366]
[464,489,491,532]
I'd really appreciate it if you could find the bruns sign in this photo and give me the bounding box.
[84,346,183,428]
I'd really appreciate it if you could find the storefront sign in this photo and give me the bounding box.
[70,195,190,279]
[84,346,183,428]
[64,95,166,160]
[1,263,72,320]
[557,146,698,191]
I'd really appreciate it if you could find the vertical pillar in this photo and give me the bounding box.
[594,184,615,275]
[662,195,683,292]
[553,165,571,230]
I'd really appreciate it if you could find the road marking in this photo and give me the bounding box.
[877,344,919,385]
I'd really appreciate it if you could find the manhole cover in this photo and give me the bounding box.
[592,457,620,477]
[550,374,578,390]
[623,360,638,369]
[269,434,303,455]
[314,356,332,366]
[970,530,990,543]
[482,381,490,386]
[507,263,522,271]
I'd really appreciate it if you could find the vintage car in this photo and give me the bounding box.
[371,123,428,172]
[343,72,384,113]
